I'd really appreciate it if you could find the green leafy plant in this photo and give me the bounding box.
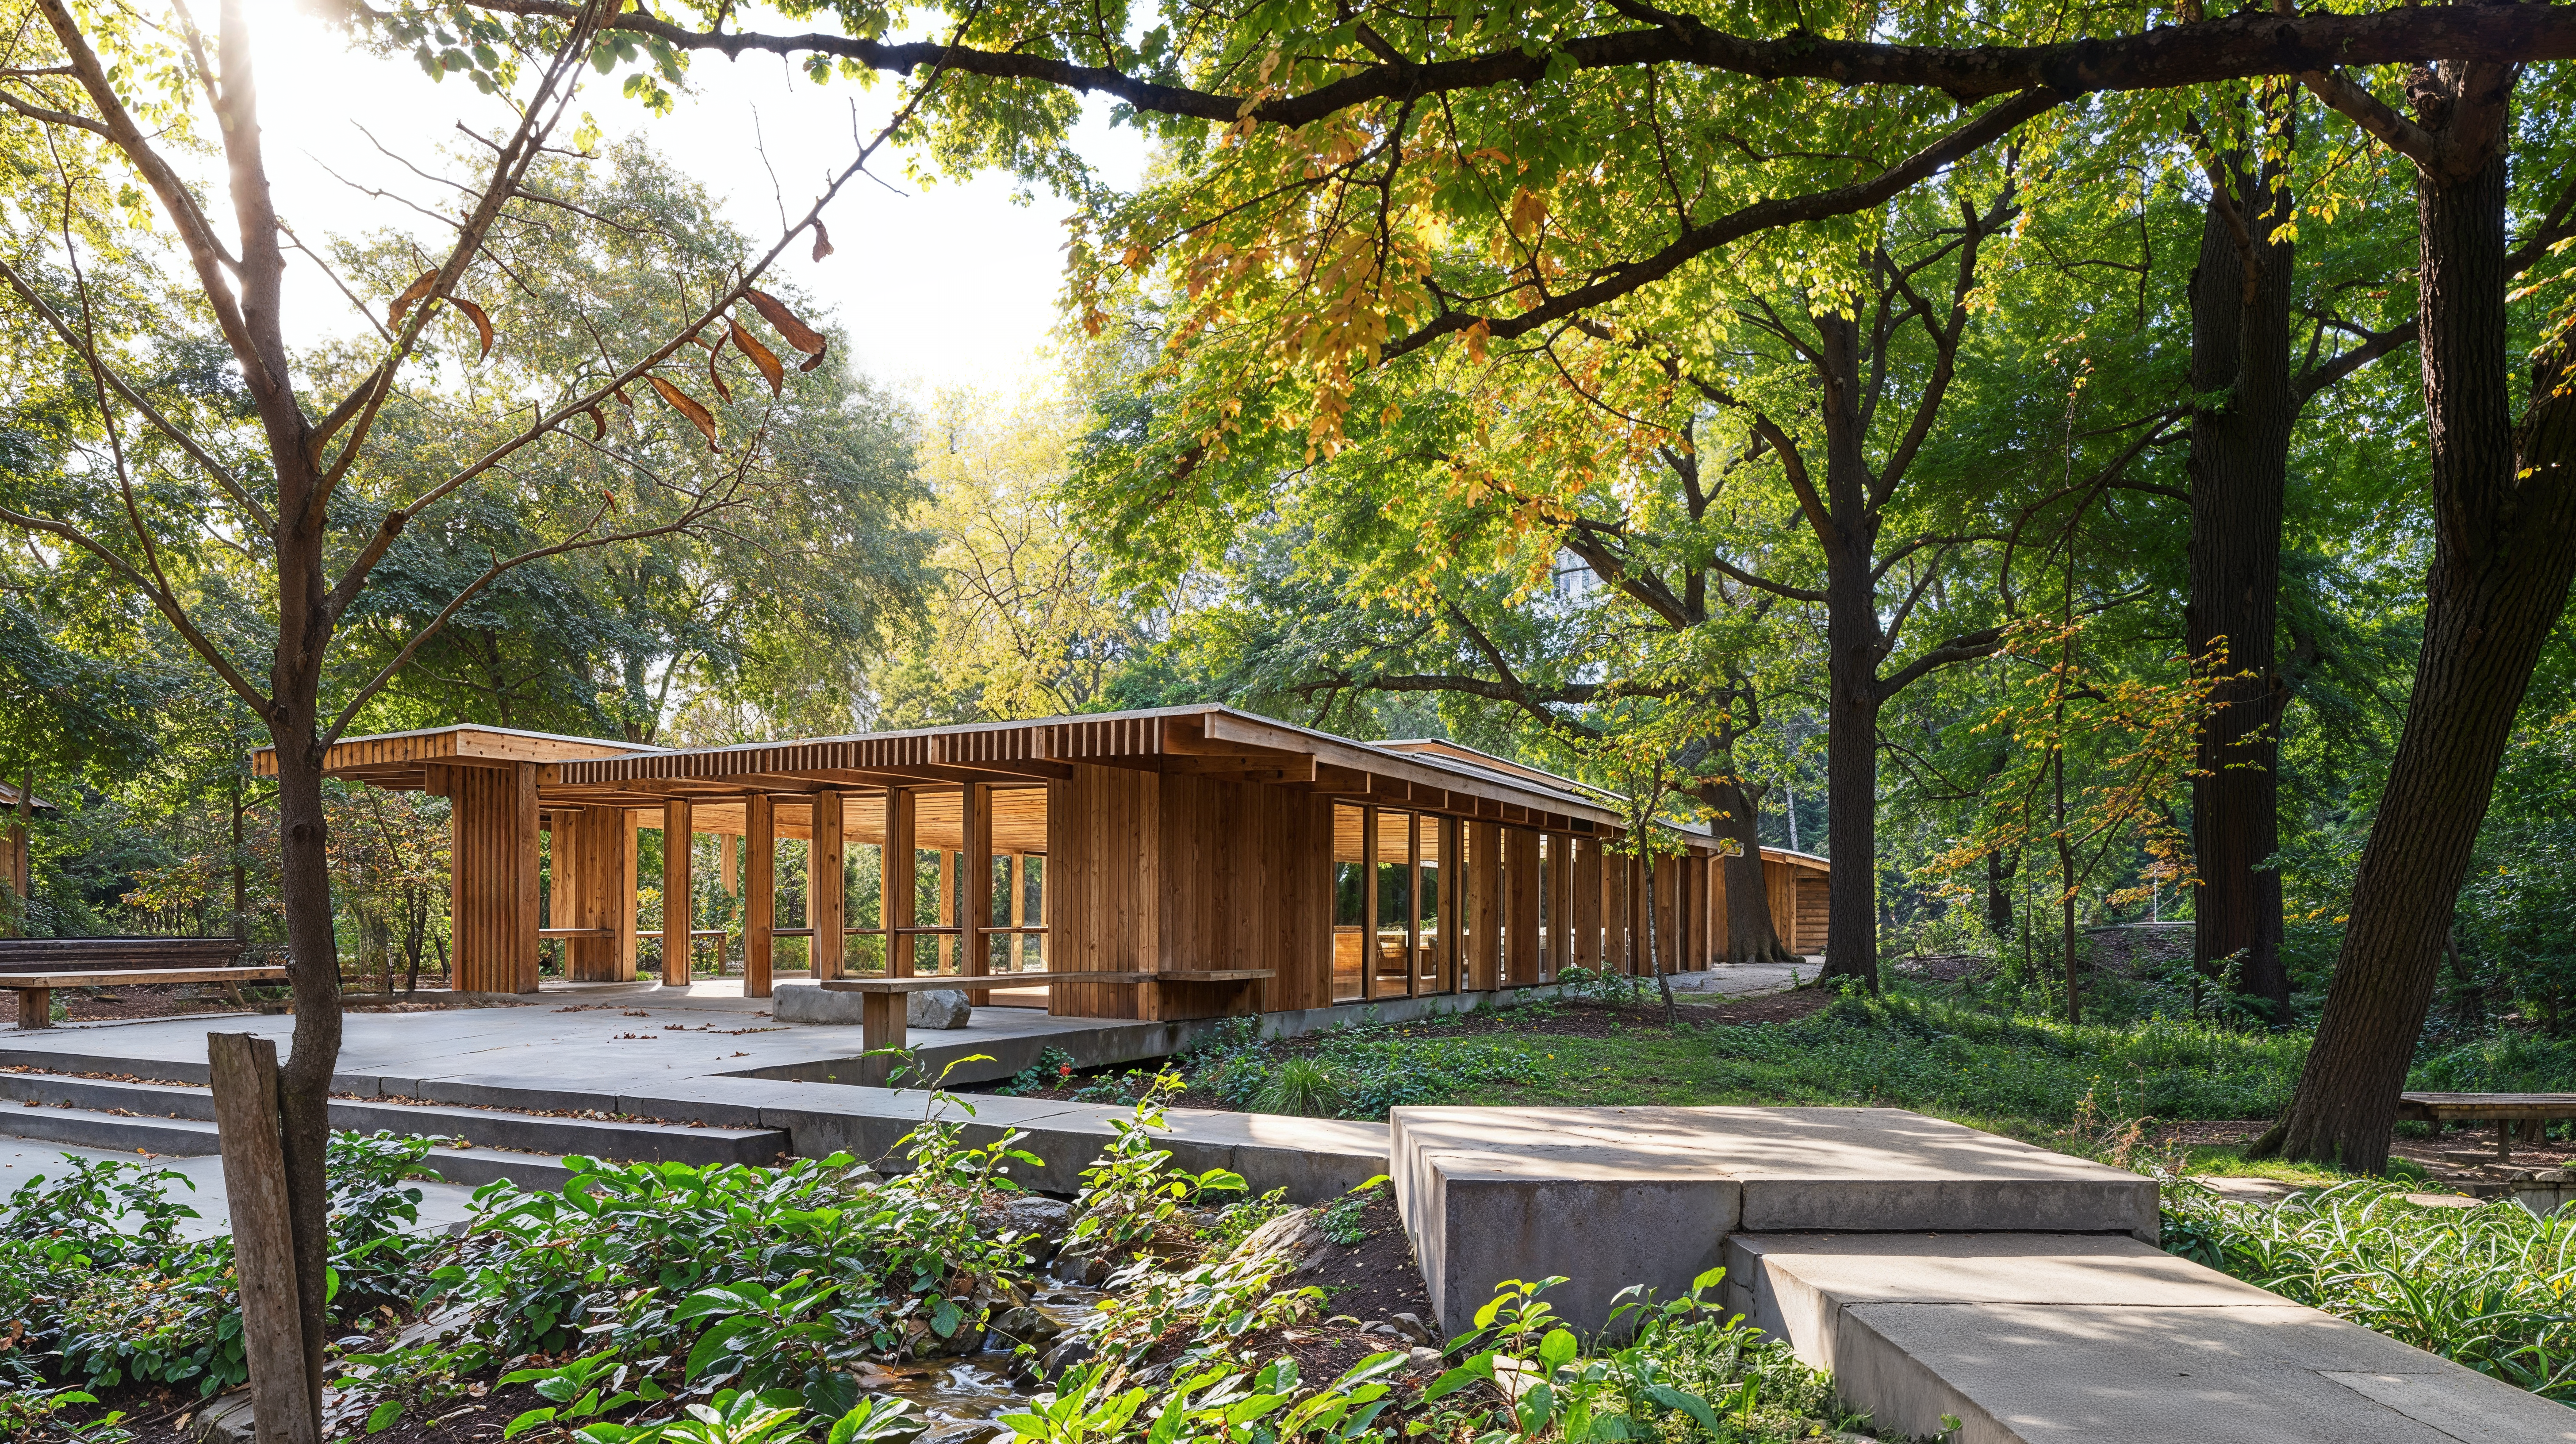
[1064,1075,1247,1267]
[1315,1179,1388,1247]
[0,1387,133,1444]
[998,1046,1080,1096]
[502,1350,672,1440]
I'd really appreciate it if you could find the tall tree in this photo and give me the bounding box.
[2252,60,2576,1170]
[0,2,943,1429]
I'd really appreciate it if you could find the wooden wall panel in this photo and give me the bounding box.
[448,763,540,994]
[1764,858,1796,957]
[1047,763,1160,1019]
[1794,874,1830,955]
[1573,837,1602,969]
[1154,772,1329,1018]
[1708,857,1730,963]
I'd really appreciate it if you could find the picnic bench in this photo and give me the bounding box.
[2396,1091,2576,1162]
[0,937,283,1030]
[819,969,1276,1084]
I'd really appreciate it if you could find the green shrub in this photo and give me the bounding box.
[1252,1056,1346,1117]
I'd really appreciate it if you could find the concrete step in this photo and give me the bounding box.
[0,1102,576,1192]
[0,1070,788,1167]
[1724,1231,2576,1443]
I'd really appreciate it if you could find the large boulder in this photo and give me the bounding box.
[1227,1208,1338,1283]
[908,989,972,1029]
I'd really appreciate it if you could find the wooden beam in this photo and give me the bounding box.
[813,791,846,981]
[745,793,775,998]
[661,796,693,988]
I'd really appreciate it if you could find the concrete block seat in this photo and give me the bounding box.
[1391,1105,2156,1339]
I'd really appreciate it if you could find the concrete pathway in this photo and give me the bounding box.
[1668,961,1811,997]
[0,1137,483,1239]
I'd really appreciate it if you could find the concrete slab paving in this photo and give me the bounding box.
[1729,1233,2576,1444]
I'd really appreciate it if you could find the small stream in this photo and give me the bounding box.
[854,1271,1112,1441]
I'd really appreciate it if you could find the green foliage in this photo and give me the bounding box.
[1185,1014,1537,1122]
[2165,1183,2576,1399]
[0,1387,132,1444]
[997,1046,1080,1096]
[1314,1180,1386,1248]
[1002,1353,1406,1444]
[1066,1075,1247,1266]
[0,1141,440,1400]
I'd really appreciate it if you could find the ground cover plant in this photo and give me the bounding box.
[2164,1182,2576,1400]
[1155,983,2311,1137]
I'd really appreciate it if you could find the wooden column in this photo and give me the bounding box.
[1506,828,1541,986]
[962,784,993,978]
[512,764,540,992]
[812,791,846,980]
[1574,836,1603,969]
[1468,819,1501,990]
[661,797,693,988]
[936,846,958,973]
[744,793,775,998]
[719,834,737,896]
[1404,812,1422,998]
[1441,816,1463,992]
[1008,853,1027,970]
[564,810,613,980]
[617,814,640,979]
[1360,807,1380,999]
[1610,852,1633,975]
[886,788,915,976]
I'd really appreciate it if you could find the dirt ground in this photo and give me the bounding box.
[2159,1118,2576,1180]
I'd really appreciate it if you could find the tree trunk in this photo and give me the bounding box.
[1816,313,1883,991]
[1985,848,2014,936]
[2185,150,2297,1023]
[2253,138,2576,1171]
[268,721,342,1421]
[1698,776,1795,962]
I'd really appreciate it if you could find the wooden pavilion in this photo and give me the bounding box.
[254,706,1827,1016]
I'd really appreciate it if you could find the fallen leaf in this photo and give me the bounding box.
[812,220,835,262]
[729,323,784,396]
[387,269,438,324]
[648,375,719,451]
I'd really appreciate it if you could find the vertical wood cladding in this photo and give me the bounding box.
[1157,772,1330,1018]
[445,762,539,995]
[1047,763,1162,1018]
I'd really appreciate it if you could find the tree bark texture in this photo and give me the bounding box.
[1816,313,1885,991]
[1698,775,1797,962]
[2185,147,2298,1022]
[2257,117,2576,1170]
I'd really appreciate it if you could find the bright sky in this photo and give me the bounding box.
[245,0,1149,395]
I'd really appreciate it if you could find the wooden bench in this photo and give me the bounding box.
[818,969,1276,1083]
[2396,1092,2576,1163]
[0,957,288,1030]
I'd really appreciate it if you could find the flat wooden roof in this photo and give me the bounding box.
[275,706,1791,858]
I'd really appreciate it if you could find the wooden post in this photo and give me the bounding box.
[207,1033,320,1444]
[719,833,737,896]
[661,797,693,988]
[1507,828,1541,986]
[962,784,993,979]
[936,847,958,974]
[1469,819,1501,991]
[1405,812,1422,997]
[616,814,640,980]
[1360,807,1380,1000]
[813,791,846,981]
[745,794,775,998]
[886,789,915,977]
[1575,836,1603,970]
[1008,853,1027,971]
[512,763,540,992]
